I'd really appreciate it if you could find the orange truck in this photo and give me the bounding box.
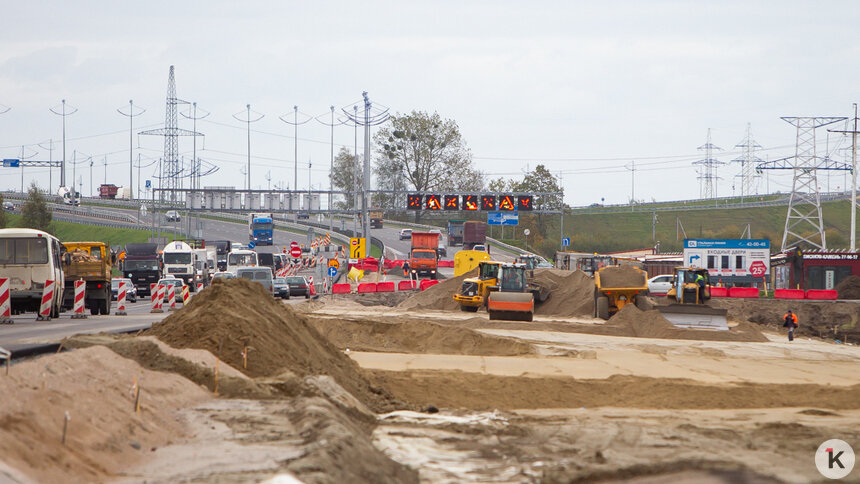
[408,232,440,279]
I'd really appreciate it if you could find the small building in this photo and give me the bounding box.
[773,249,860,290]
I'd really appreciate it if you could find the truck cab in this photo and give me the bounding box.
[122,242,161,296]
[408,232,440,279]
[227,249,259,275]
[249,213,274,245]
[162,241,196,290]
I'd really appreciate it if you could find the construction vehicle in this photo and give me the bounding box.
[121,242,161,296]
[447,219,465,246]
[514,254,553,270]
[463,221,487,250]
[408,232,440,279]
[656,267,728,330]
[61,242,113,315]
[453,249,491,277]
[453,261,503,311]
[486,264,542,321]
[369,211,384,229]
[593,265,649,319]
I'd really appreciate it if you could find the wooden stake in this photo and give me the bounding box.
[61,411,70,445]
[242,346,248,369]
[214,358,219,396]
[134,385,141,414]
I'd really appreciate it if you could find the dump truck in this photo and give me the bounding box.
[370,211,384,229]
[99,184,119,199]
[447,219,465,246]
[408,232,440,279]
[61,242,113,315]
[656,267,729,330]
[593,265,649,320]
[486,264,539,321]
[463,221,487,250]
[209,240,231,271]
[121,242,161,296]
[453,261,503,311]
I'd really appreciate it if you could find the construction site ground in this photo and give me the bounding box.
[1,272,858,483]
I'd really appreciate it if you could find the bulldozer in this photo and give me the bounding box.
[593,265,649,319]
[655,267,728,330]
[453,261,503,312]
[487,264,537,321]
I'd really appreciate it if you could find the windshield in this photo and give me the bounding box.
[159,279,182,287]
[163,252,191,265]
[274,278,286,284]
[111,279,131,289]
[0,237,49,265]
[228,253,257,266]
[500,269,525,291]
[123,259,159,271]
[287,277,305,284]
[413,250,436,260]
[252,222,274,230]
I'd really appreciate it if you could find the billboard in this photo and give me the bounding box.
[683,239,771,277]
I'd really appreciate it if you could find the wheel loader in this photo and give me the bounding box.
[656,267,728,330]
[593,265,649,320]
[453,261,503,312]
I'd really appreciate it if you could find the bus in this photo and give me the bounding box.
[0,228,65,316]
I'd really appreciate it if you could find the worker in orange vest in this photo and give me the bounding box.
[783,310,798,342]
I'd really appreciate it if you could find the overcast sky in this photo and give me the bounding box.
[2,1,860,206]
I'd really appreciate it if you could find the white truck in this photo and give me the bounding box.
[192,248,212,288]
[162,241,197,290]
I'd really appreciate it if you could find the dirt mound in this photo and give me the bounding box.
[308,316,534,356]
[397,268,478,311]
[600,305,768,342]
[836,275,860,299]
[532,268,595,317]
[597,265,647,288]
[145,278,397,411]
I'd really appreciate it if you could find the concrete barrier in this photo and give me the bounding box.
[774,289,805,299]
[805,289,838,300]
[709,286,729,297]
[438,260,454,268]
[332,283,351,294]
[376,282,395,292]
[357,283,377,294]
[728,287,759,298]
[398,280,417,291]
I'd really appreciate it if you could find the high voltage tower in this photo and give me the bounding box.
[693,129,723,199]
[140,66,202,202]
[732,123,763,200]
[756,116,848,252]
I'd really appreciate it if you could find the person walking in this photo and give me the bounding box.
[783,309,798,341]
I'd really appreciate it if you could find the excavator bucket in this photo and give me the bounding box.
[656,304,728,331]
[487,292,534,322]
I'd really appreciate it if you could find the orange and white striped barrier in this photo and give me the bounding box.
[167,284,177,311]
[0,278,12,324]
[181,284,190,305]
[71,279,87,319]
[308,276,316,296]
[36,280,54,321]
[150,283,163,313]
[114,280,128,315]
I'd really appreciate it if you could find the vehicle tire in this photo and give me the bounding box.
[597,296,610,320]
[460,305,479,312]
[51,302,60,319]
[635,296,650,311]
[90,307,99,316]
[99,300,109,315]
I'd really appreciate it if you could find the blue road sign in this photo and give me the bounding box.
[145,179,151,188]
[487,211,519,226]
[3,159,20,168]
[328,266,337,277]
[247,241,256,249]
[562,237,570,247]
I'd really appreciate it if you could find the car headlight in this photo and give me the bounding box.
[128,273,133,278]
[187,277,193,282]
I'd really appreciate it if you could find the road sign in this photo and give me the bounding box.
[523,229,530,236]
[145,179,151,188]
[2,159,20,168]
[290,245,302,258]
[562,237,570,247]
[350,237,366,259]
[248,241,256,250]
[327,266,337,277]
[749,260,767,277]
[328,259,339,269]
[487,211,518,226]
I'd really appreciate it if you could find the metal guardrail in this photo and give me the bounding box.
[383,218,524,257]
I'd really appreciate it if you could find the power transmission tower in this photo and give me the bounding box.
[140,66,201,203]
[732,123,763,202]
[233,104,264,193]
[49,99,78,189]
[828,104,860,250]
[117,100,146,199]
[280,106,311,211]
[693,129,724,199]
[757,116,848,251]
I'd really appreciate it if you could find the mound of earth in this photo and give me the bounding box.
[602,305,768,342]
[145,278,396,411]
[308,316,535,356]
[836,275,860,299]
[532,268,595,317]
[397,268,478,311]
[596,265,647,288]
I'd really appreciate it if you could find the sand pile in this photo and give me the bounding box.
[597,265,647,287]
[836,275,860,299]
[397,268,478,311]
[599,305,768,342]
[145,278,395,411]
[532,268,595,317]
[308,316,535,356]
[68,248,100,262]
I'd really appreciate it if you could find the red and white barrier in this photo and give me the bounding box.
[36,280,54,321]
[308,276,316,296]
[0,278,11,324]
[72,279,87,319]
[167,284,177,311]
[332,283,351,294]
[114,280,128,316]
[151,283,164,313]
[196,282,203,292]
[805,289,838,300]
[181,284,190,305]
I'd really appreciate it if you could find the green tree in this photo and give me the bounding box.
[506,164,564,237]
[331,147,362,210]
[373,111,484,210]
[21,183,53,233]
[0,192,7,229]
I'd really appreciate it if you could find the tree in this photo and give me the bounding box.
[373,111,484,209]
[0,192,7,229]
[510,165,564,211]
[330,147,362,210]
[21,183,53,233]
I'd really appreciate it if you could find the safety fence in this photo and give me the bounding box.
[708,287,839,300]
[331,278,439,295]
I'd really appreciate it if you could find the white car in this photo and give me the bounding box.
[647,274,674,295]
[165,210,181,222]
[399,229,412,240]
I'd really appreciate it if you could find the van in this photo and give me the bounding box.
[236,267,274,295]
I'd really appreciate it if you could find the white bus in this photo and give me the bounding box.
[226,249,258,275]
[0,228,65,316]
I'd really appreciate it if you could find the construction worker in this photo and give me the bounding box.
[695,273,706,303]
[402,260,410,278]
[783,310,798,342]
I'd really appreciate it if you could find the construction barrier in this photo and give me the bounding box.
[115,280,128,315]
[376,282,395,293]
[167,284,177,311]
[332,283,351,294]
[383,260,404,270]
[805,289,838,300]
[181,285,191,305]
[709,286,729,297]
[196,282,203,292]
[37,280,54,321]
[397,280,418,291]
[774,288,805,300]
[438,260,454,268]
[150,283,163,313]
[420,279,440,291]
[728,287,759,298]
[357,283,377,294]
[71,280,87,318]
[0,278,12,324]
[308,276,316,296]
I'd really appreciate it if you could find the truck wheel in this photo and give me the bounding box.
[460,305,479,312]
[635,296,650,311]
[597,296,610,320]
[51,302,60,319]
[91,307,99,316]
[100,299,110,315]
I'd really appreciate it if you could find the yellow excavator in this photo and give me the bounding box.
[656,267,728,330]
[453,261,502,312]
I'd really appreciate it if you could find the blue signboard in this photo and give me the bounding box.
[3,158,20,168]
[561,237,570,247]
[328,266,338,277]
[247,241,256,249]
[145,179,151,188]
[487,211,519,226]
[684,239,770,249]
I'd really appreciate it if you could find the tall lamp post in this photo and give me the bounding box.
[49,99,78,191]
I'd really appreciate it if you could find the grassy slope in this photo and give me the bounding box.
[5,214,152,247]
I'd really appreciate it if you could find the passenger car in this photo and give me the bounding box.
[273,277,290,299]
[647,274,674,295]
[165,210,181,222]
[472,244,487,252]
[212,271,235,280]
[2,201,14,211]
[399,229,413,240]
[286,276,311,298]
[110,278,138,303]
[157,277,186,302]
